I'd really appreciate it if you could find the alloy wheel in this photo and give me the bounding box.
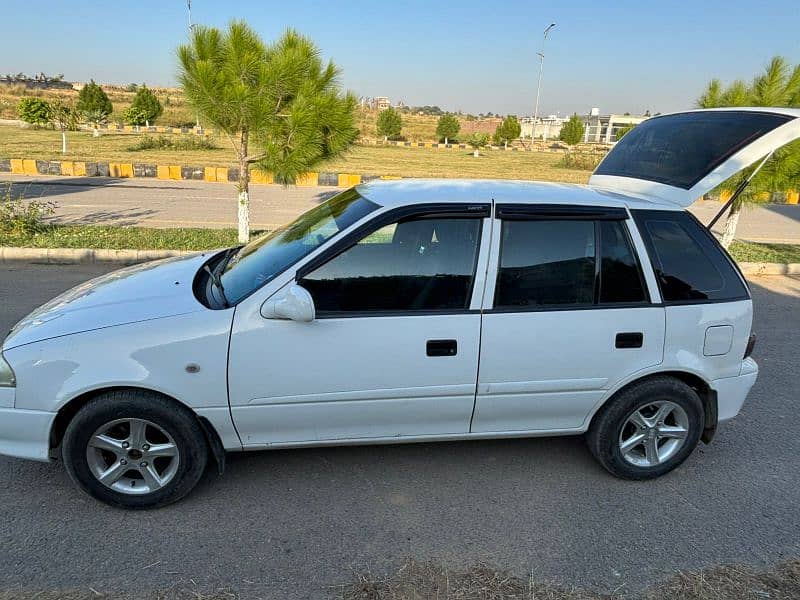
[618,401,690,467]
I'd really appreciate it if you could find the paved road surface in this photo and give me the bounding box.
[3,174,800,243]
[0,263,798,598]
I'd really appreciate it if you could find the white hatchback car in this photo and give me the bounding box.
[2,108,798,508]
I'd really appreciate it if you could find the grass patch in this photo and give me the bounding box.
[0,225,246,251]
[337,558,800,600]
[0,124,588,182]
[728,240,800,263]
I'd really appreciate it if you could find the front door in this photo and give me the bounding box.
[228,207,490,446]
[472,206,666,433]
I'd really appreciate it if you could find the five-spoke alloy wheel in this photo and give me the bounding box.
[586,377,703,480]
[63,390,208,509]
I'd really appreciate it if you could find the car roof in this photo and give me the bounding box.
[355,178,681,212]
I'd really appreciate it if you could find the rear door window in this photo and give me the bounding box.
[493,217,648,309]
[632,210,748,302]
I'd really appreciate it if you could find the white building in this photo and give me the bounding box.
[581,108,649,143]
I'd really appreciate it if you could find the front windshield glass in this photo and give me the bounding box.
[220,189,378,304]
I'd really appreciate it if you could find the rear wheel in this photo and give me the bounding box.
[586,377,704,479]
[62,390,208,509]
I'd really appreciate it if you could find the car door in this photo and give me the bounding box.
[472,205,666,433]
[227,204,491,446]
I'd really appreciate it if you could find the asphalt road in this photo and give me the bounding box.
[3,174,800,243]
[1,264,799,599]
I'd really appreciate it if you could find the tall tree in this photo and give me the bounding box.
[696,56,800,247]
[493,115,521,149]
[435,113,460,144]
[178,21,358,242]
[77,80,112,136]
[377,106,402,140]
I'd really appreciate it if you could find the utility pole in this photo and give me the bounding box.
[187,1,201,129]
[532,23,556,140]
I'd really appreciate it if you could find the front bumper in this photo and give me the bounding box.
[711,358,759,422]
[0,390,56,462]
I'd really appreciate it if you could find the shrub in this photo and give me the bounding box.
[127,135,220,151]
[0,184,56,234]
[17,97,51,126]
[377,106,402,139]
[557,151,605,170]
[615,124,635,141]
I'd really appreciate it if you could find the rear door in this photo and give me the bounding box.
[472,205,665,433]
[589,108,800,207]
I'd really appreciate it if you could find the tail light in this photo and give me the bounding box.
[744,333,757,359]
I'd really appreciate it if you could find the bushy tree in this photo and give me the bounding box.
[77,80,112,121]
[615,124,634,141]
[17,97,51,127]
[559,114,585,146]
[493,115,521,148]
[178,21,359,243]
[465,132,489,157]
[435,113,460,143]
[377,106,402,140]
[696,56,800,247]
[124,84,163,126]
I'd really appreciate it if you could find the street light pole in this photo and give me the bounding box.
[532,23,556,140]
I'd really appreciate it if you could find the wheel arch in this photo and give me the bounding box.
[49,385,226,471]
[588,370,718,443]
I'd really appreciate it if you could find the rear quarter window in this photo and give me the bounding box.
[631,209,748,303]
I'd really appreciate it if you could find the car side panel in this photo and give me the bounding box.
[4,311,242,451]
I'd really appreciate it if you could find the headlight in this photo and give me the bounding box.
[0,352,16,387]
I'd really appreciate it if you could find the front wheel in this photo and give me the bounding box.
[62,390,208,509]
[586,377,704,480]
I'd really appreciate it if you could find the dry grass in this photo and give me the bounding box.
[0,125,590,182]
[336,558,800,600]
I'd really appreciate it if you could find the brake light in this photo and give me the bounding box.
[744,333,756,359]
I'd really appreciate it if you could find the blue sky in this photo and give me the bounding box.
[2,0,798,116]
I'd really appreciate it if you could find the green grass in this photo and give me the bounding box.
[0,124,590,182]
[0,225,249,250]
[3,225,799,265]
[729,240,800,263]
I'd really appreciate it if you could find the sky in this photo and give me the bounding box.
[1,0,798,117]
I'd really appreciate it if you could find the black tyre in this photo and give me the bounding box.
[62,390,208,509]
[586,376,704,480]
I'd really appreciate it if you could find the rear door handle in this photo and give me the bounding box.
[427,339,457,357]
[616,332,643,349]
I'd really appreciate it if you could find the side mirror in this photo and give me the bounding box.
[261,284,315,322]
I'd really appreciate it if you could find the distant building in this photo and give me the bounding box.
[581,111,648,143]
[520,115,565,140]
[375,97,391,111]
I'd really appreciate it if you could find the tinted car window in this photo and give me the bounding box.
[632,210,748,302]
[495,220,596,308]
[594,111,792,189]
[301,217,482,313]
[599,221,647,303]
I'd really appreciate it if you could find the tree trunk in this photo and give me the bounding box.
[720,204,741,249]
[61,130,67,154]
[237,129,251,244]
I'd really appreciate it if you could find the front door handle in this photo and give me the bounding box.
[427,339,457,357]
[616,332,643,349]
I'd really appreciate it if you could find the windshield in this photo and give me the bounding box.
[220,189,378,304]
